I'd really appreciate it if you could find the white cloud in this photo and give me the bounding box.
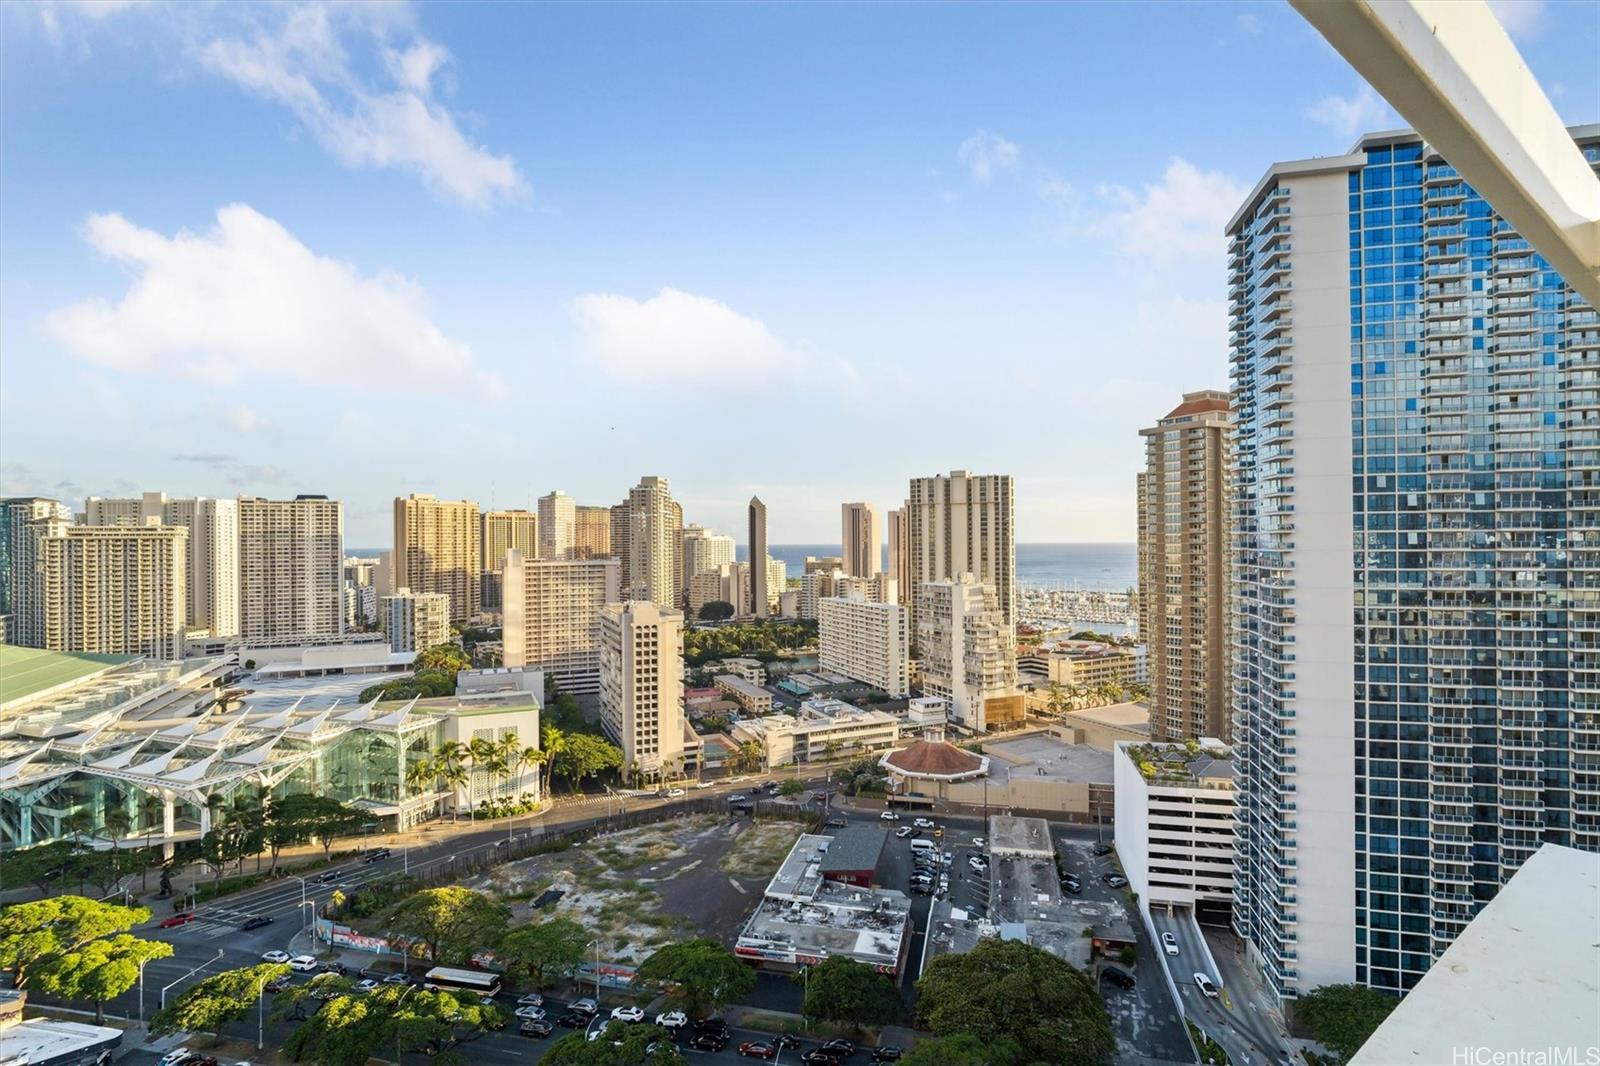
[36,0,142,43]
[45,204,498,395]
[1305,84,1396,139]
[226,404,272,433]
[957,130,1020,185]
[570,288,816,390]
[1235,12,1264,34]
[196,5,523,208]
[1091,158,1248,263]
[1487,0,1547,40]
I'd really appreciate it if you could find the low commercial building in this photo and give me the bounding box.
[1113,741,1236,908]
[728,698,900,768]
[713,674,772,715]
[735,832,914,975]
[818,591,910,697]
[0,991,121,1066]
[1016,640,1139,689]
[882,731,1115,822]
[817,824,888,887]
[1052,703,1150,751]
[714,657,766,684]
[381,588,451,654]
[895,696,948,738]
[245,636,414,678]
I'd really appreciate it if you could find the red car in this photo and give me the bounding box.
[739,1042,778,1060]
[159,912,196,928]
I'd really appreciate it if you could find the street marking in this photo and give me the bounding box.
[728,878,746,894]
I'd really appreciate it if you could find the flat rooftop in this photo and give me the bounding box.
[1067,701,1150,732]
[983,733,1115,785]
[1351,844,1600,1066]
[737,877,912,970]
[989,815,1053,857]
[714,675,771,700]
[0,645,135,708]
[0,1016,122,1065]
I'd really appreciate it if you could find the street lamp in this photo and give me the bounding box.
[300,899,317,937]
[161,948,224,1009]
[588,939,601,1000]
[394,984,418,1066]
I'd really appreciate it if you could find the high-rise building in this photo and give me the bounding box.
[748,496,768,618]
[886,508,909,605]
[394,494,481,622]
[572,505,613,559]
[1138,391,1233,742]
[915,574,1023,734]
[238,495,344,642]
[481,509,538,612]
[1,497,72,646]
[905,471,1015,652]
[374,549,395,599]
[681,525,735,599]
[84,493,240,637]
[819,590,910,697]
[502,552,621,695]
[610,477,680,609]
[598,600,686,780]
[538,492,576,559]
[382,588,451,654]
[841,502,882,578]
[766,556,785,614]
[1228,127,1600,1000]
[41,523,188,659]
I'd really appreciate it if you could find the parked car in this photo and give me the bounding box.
[189,1057,219,1066]
[655,1011,687,1029]
[872,1048,904,1062]
[1194,973,1219,998]
[664,787,686,798]
[515,1005,546,1020]
[555,1011,588,1028]
[264,977,291,993]
[157,1050,194,1066]
[354,979,379,993]
[239,915,273,931]
[694,1017,729,1034]
[821,1039,856,1056]
[739,1042,778,1059]
[692,1031,729,1051]
[910,883,934,896]
[825,817,848,827]
[894,826,915,839]
[159,912,196,928]
[318,961,348,975]
[610,1005,645,1023]
[1062,879,1083,895]
[971,836,986,848]
[288,955,318,972]
[695,780,712,789]
[363,847,392,863]
[518,1020,554,1038]
[516,993,545,1007]
[569,998,599,1015]
[1104,874,1129,889]
[968,856,989,874]
[878,810,899,821]
[1102,966,1136,990]
[801,1051,842,1065]
[1093,842,1114,856]
[261,950,291,964]
[1162,932,1179,956]
[774,1035,801,1049]
[383,973,415,986]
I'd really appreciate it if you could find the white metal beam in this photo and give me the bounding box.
[1292,0,1600,308]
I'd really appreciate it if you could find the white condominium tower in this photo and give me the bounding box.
[748,496,769,618]
[599,600,686,780]
[502,552,622,695]
[382,588,451,654]
[1137,392,1233,742]
[394,494,482,622]
[84,492,240,638]
[481,509,538,611]
[915,574,1022,734]
[42,524,188,659]
[1,496,72,647]
[539,491,576,559]
[238,495,345,641]
[681,525,735,599]
[840,502,882,578]
[1229,127,1600,1000]
[905,471,1015,650]
[819,590,910,697]
[610,477,681,609]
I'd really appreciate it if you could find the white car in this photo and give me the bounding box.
[879,810,899,821]
[894,826,915,839]
[972,836,987,848]
[261,950,291,964]
[695,781,712,789]
[968,857,988,874]
[655,1010,687,1029]
[610,1005,645,1023]
[1162,932,1179,956]
[1194,973,1218,998]
[517,993,544,1007]
[354,979,379,993]
[515,1005,546,1020]
[158,1050,193,1066]
[664,787,686,798]
[288,955,318,972]
[912,818,935,829]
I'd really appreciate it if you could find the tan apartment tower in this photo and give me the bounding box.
[238,496,344,641]
[394,494,481,622]
[885,507,909,605]
[748,496,769,618]
[538,492,575,559]
[610,477,680,609]
[905,471,1015,652]
[2,497,73,647]
[598,600,686,781]
[502,552,622,695]
[481,509,538,612]
[382,588,451,654]
[85,493,240,637]
[841,502,882,578]
[42,523,188,659]
[572,505,613,559]
[1138,390,1233,742]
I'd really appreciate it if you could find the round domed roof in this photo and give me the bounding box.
[881,739,986,779]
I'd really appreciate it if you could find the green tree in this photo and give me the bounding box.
[0,840,76,897]
[800,956,901,1031]
[283,983,501,1066]
[31,933,172,1022]
[901,1032,1022,1066]
[434,740,471,822]
[0,896,156,990]
[414,643,471,677]
[550,733,623,791]
[388,887,509,965]
[634,939,754,1017]
[778,779,805,798]
[151,962,288,1036]
[697,600,736,621]
[915,938,1113,1065]
[1293,984,1398,1063]
[539,726,568,797]
[737,740,765,773]
[543,1022,688,1065]
[498,917,590,989]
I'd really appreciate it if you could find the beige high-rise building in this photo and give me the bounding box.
[394,494,481,623]
[766,556,785,614]
[688,562,749,620]
[2,497,73,647]
[502,552,622,695]
[599,600,686,780]
[841,502,882,578]
[819,590,910,697]
[885,508,909,605]
[238,495,345,641]
[1138,390,1233,742]
[42,523,188,659]
[538,492,576,559]
[481,509,538,612]
[374,549,395,599]
[681,525,735,601]
[382,588,451,654]
[748,496,768,618]
[84,493,239,637]
[916,574,1023,734]
[611,477,680,609]
[572,505,612,560]
[905,471,1015,652]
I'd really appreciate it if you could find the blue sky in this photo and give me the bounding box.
[3,1,1596,547]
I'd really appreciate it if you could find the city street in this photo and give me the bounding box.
[1149,906,1294,1066]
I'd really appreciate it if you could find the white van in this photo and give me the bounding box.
[908,839,937,855]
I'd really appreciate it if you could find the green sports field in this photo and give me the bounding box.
[0,645,134,707]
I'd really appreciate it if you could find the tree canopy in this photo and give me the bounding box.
[549,732,623,791]
[915,938,1113,1065]
[388,887,509,965]
[634,939,754,1017]
[542,1021,687,1065]
[498,917,590,989]
[696,601,736,621]
[415,643,472,676]
[1293,984,1398,1062]
[901,1032,1023,1066]
[800,956,901,1031]
[283,983,502,1066]
[0,896,157,989]
[682,620,816,666]
[151,962,289,1036]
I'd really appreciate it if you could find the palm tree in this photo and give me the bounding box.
[738,740,765,773]
[138,793,164,891]
[469,736,501,814]
[540,726,567,796]
[104,804,132,848]
[1046,682,1068,717]
[514,744,546,803]
[405,756,438,812]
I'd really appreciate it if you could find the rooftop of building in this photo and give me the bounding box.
[881,739,987,780]
[818,825,888,876]
[1,653,234,739]
[740,834,912,968]
[1350,844,1600,1066]
[981,733,1116,785]
[713,674,771,698]
[0,645,136,708]
[988,815,1053,857]
[1118,740,1233,788]
[0,1013,122,1065]
[1064,702,1150,734]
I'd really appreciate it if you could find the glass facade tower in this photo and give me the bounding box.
[1229,127,1600,999]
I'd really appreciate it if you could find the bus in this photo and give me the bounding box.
[422,966,503,999]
